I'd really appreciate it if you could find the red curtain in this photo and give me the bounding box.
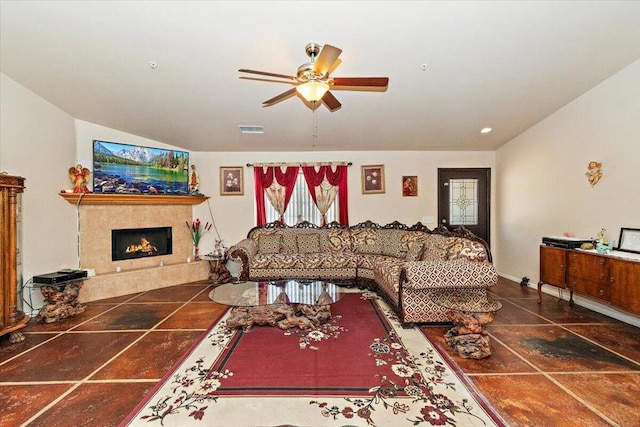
[302,165,349,225]
[254,166,300,226]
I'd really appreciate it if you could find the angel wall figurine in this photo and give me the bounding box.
[69,164,91,193]
[585,161,603,187]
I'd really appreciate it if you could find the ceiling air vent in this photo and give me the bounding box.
[238,125,264,134]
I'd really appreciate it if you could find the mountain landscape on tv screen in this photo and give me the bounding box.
[92,140,189,194]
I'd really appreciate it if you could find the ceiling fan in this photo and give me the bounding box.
[239,42,389,111]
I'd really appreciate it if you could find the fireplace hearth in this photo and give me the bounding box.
[112,226,172,261]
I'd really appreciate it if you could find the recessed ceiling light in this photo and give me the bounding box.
[238,125,264,134]
[480,127,492,134]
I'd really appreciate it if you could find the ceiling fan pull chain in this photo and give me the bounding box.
[312,105,319,143]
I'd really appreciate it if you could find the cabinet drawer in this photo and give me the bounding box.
[567,252,607,279]
[567,275,609,301]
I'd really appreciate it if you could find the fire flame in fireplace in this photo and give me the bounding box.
[125,237,158,255]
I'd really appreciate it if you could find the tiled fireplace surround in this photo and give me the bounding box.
[77,203,209,302]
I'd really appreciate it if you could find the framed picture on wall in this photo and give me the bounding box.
[220,166,244,195]
[402,176,418,197]
[617,227,640,254]
[361,165,385,194]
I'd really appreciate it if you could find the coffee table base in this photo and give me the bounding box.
[226,303,332,332]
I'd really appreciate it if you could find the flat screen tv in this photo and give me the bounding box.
[93,140,189,194]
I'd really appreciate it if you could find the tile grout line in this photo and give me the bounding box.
[18,286,212,427]
[499,293,640,367]
[0,299,135,367]
[555,323,640,368]
[487,332,622,427]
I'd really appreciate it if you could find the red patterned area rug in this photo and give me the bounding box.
[122,291,505,427]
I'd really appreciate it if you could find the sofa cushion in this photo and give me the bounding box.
[252,253,301,269]
[257,233,282,254]
[403,260,497,289]
[445,237,488,262]
[404,242,424,261]
[354,254,392,269]
[373,258,405,300]
[279,229,298,253]
[420,234,448,261]
[297,233,321,253]
[325,228,353,252]
[251,252,356,269]
[379,229,407,258]
[351,228,383,254]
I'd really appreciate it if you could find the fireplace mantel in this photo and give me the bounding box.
[59,192,209,205]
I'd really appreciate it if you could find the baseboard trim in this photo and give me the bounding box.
[498,272,640,328]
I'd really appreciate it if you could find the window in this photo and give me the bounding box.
[449,178,478,225]
[265,172,338,226]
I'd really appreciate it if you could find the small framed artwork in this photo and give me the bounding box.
[361,165,385,194]
[220,166,244,196]
[402,176,418,197]
[617,227,640,254]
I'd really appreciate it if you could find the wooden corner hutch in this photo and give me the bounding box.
[1,175,30,343]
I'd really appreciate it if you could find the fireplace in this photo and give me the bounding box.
[112,226,172,261]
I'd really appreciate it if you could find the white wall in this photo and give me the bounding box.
[0,73,78,312]
[189,151,495,253]
[495,60,640,322]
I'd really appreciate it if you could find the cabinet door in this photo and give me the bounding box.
[609,259,640,314]
[540,246,567,287]
[567,251,609,301]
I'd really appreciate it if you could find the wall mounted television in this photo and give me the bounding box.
[93,140,189,194]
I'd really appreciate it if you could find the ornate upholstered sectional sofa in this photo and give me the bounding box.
[229,220,498,325]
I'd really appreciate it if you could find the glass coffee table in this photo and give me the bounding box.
[210,279,343,332]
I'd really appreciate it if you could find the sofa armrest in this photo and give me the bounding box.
[228,238,257,281]
[401,260,497,290]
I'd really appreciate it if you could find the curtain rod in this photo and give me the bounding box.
[246,162,352,167]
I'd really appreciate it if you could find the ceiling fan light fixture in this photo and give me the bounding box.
[296,81,329,102]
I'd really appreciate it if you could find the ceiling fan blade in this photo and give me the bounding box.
[332,77,389,87]
[314,44,342,76]
[322,91,341,112]
[239,69,297,81]
[240,76,297,85]
[263,88,298,106]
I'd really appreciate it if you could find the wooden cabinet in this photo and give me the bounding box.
[538,244,640,315]
[609,258,640,314]
[539,246,567,290]
[1,175,30,343]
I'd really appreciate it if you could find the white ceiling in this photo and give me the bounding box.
[1,1,639,152]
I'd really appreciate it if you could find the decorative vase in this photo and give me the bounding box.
[194,246,200,261]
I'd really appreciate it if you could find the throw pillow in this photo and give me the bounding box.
[421,234,448,261]
[326,229,352,252]
[258,233,282,254]
[447,238,488,262]
[280,230,298,253]
[297,233,321,253]
[351,228,383,254]
[380,230,407,258]
[405,242,425,261]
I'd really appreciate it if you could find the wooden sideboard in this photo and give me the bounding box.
[538,245,640,315]
[0,175,30,343]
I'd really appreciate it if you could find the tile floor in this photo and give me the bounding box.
[1,277,639,426]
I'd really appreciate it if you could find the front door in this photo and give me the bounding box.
[437,168,491,245]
